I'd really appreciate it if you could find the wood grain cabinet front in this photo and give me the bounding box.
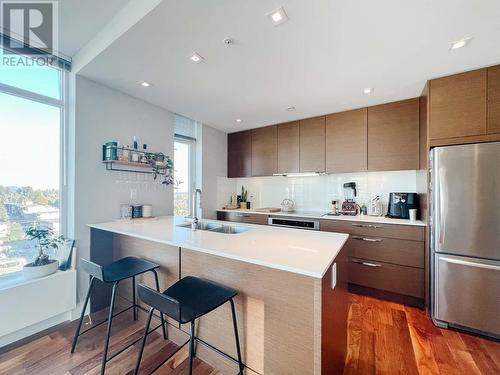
[429,69,487,140]
[349,258,424,299]
[299,116,326,173]
[367,98,420,171]
[320,219,426,307]
[217,211,268,225]
[251,125,277,176]
[326,108,368,173]
[227,131,252,178]
[277,121,300,173]
[488,65,500,134]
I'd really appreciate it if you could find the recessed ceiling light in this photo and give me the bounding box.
[138,81,151,87]
[286,106,296,111]
[449,37,472,50]
[190,52,204,63]
[267,7,288,26]
[235,118,242,123]
[363,88,374,94]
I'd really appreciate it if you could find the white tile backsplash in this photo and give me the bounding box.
[217,170,418,213]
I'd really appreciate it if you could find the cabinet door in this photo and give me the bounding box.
[326,108,367,173]
[277,121,300,173]
[251,126,277,176]
[299,116,326,172]
[429,69,487,140]
[368,98,419,171]
[227,131,252,178]
[488,65,500,134]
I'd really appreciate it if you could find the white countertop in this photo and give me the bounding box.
[218,209,426,227]
[88,216,348,279]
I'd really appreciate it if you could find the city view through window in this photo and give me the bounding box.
[0,63,62,277]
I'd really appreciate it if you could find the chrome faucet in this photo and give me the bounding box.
[185,188,202,230]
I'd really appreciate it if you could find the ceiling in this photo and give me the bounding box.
[78,0,500,133]
[58,0,131,57]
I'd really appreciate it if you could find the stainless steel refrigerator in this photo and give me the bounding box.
[431,141,500,339]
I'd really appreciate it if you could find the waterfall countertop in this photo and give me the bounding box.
[88,216,348,278]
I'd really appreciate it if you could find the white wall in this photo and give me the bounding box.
[73,75,175,300]
[201,125,227,219]
[218,170,418,213]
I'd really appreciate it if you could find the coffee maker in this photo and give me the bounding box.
[341,182,358,215]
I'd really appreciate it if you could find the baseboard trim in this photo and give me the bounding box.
[349,283,425,309]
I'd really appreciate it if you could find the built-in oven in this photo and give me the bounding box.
[267,216,320,231]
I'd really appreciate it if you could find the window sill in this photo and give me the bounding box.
[0,269,74,291]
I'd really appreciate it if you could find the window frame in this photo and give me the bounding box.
[0,68,67,282]
[174,134,197,217]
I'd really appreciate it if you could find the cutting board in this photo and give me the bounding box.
[254,207,281,213]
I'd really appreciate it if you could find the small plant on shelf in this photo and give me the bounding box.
[145,153,174,185]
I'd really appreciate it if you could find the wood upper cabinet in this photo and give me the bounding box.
[488,65,500,134]
[277,121,300,173]
[419,84,429,170]
[299,116,326,172]
[227,131,252,178]
[429,69,487,140]
[326,108,367,173]
[368,98,420,171]
[251,126,277,176]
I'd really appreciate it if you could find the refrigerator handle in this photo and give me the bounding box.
[431,148,442,252]
[440,256,500,271]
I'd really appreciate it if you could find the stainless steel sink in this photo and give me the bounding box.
[176,222,222,231]
[208,225,248,234]
[177,221,248,234]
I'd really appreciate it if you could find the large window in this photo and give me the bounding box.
[0,53,65,278]
[173,116,197,217]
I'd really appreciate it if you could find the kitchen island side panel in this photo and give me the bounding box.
[321,244,348,375]
[180,248,346,375]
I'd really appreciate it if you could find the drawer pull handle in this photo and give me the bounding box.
[352,259,382,267]
[236,214,251,217]
[352,236,382,242]
[351,224,381,229]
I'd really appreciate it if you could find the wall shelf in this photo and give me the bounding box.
[103,160,167,174]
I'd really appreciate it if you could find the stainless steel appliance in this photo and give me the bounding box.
[341,182,358,215]
[386,192,419,219]
[431,142,500,339]
[268,216,320,230]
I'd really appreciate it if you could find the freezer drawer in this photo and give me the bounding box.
[435,254,500,337]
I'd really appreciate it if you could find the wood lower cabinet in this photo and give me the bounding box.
[216,211,268,225]
[251,125,277,176]
[299,116,326,172]
[277,121,300,173]
[488,65,500,134]
[349,258,424,299]
[320,218,424,241]
[326,108,367,173]
[368,98,420,171]
[227,131,251,177]
[429,69,487,140]
[320,219,426,307]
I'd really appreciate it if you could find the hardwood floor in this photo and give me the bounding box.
[1,293,499,375]
[344,293,500,375]
[0,299,218,375]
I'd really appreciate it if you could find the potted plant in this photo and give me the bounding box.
[23,227,64,280]
[239,186,249,209]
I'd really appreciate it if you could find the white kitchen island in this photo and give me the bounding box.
[88,216,349,375]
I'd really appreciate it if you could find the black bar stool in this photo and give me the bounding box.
[71,256,167,375]
[134,276,244,375]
